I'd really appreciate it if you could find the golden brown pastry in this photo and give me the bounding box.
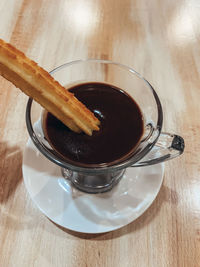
[0,39,100,135]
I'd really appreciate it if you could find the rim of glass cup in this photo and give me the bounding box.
[26,59,163,173]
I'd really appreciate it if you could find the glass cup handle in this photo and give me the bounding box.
[132,132,185,167]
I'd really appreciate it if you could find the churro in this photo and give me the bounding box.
[0,39,100,135]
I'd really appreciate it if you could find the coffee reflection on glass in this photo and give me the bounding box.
[26,60,184,193]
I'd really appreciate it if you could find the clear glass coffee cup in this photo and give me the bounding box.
[26,59,184,193]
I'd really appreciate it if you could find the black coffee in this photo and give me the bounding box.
[43,82,144,166]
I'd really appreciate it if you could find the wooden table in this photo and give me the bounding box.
[0,0,199,266]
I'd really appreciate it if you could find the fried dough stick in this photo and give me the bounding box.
[0,39,100,135]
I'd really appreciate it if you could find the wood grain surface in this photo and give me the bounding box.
[0,0,199,266]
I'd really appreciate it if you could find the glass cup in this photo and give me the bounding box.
[26,59,184,193]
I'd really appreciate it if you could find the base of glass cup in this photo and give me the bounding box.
[61,168,125,193]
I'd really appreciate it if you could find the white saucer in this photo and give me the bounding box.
[23,139,164,234]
